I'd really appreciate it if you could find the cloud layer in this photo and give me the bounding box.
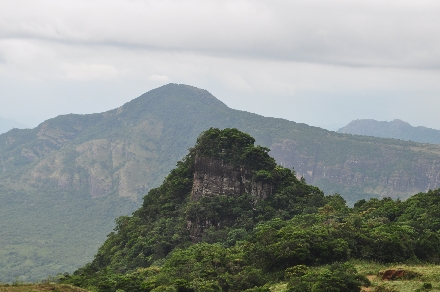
[1,0,440,130]
[3,0,440,68]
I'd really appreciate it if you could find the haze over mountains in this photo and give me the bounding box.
[338,119,440,144]
[0,117,28,134]
[1,84,440,281]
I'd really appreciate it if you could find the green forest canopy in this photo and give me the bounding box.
[61,128,440,292]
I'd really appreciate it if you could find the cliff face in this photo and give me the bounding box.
[188,156,272,241]
[270,140,440,201]
[191,156,272,200]
[3,84,440,204]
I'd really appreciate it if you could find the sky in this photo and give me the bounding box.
[1,0,440,131]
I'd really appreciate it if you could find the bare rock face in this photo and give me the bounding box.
[22,138,158,201]
[270,139,440,200]
[191,156,272,200]
[191,156,244,200]
[188,155,272,241]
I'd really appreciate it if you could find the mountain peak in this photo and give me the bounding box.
[391,119,411,126]
[338,118,440,144]
[135,83,227,108]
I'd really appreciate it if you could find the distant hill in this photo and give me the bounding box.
[0,117,28,134]
[338,119,440,144]
[2,84,440,281]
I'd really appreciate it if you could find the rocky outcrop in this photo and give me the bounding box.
[270,139,440,200]
[191,156,244,200]
[24,138,159,200]
[191,155,272,201]
[188,155,272,241]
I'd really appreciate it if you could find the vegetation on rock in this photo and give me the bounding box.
[60,128,440,292]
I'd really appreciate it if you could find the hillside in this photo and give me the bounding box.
[2,84,440,281]
[0,284,89,292]
[62,128,440,292]
[338,118,440,144]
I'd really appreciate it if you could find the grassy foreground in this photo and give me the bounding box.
[267,261,440,292]
[354,261,440,292]
[0,284,89,292]
[2,262,439,292]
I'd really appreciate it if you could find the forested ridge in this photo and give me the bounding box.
[3,84,440,281]
[60,128,440,292]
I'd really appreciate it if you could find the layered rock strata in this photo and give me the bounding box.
[188,155,272,241]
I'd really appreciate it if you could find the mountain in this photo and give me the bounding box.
[2,83,440,281]
[0,117,28,134]
[61,128,440,292]
[338,119,440,144]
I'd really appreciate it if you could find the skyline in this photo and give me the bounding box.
[1,0,440,131]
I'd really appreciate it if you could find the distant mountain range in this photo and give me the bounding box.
[2,84,440,281]
[338,119,440,144]
[0,117,28,134]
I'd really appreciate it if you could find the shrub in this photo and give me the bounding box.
[374,285,399,292]
[422,282,433,289]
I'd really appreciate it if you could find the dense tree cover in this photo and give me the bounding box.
[81,128,324,272]
[192,128,276,172]
[0,186,138,282]
[60,128,440,291]
[285,263,370,292]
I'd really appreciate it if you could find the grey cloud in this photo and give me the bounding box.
[1,0,440,69]
[1,0,440,133]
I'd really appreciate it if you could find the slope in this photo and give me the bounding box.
[63,128,440,292]
[1,84,440,281]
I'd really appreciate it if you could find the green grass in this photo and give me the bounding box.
[0,283,89,292]
[269,282,288,292]
[353,260,440,292]
[267,261,440,292]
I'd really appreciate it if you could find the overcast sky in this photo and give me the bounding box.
[1,0,440,130]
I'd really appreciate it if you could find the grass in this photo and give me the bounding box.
[0,283,89,292]
[268,261,440,292]
[269,282,288,292]
[353,260,440,292]
[3,262,440,292]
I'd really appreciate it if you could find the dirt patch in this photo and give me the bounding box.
[379,269,421,280]
[361,275,376,292]
[367,275,376,281]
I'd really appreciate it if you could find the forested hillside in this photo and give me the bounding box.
[2,84,440,281]
[62,128,440,292]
